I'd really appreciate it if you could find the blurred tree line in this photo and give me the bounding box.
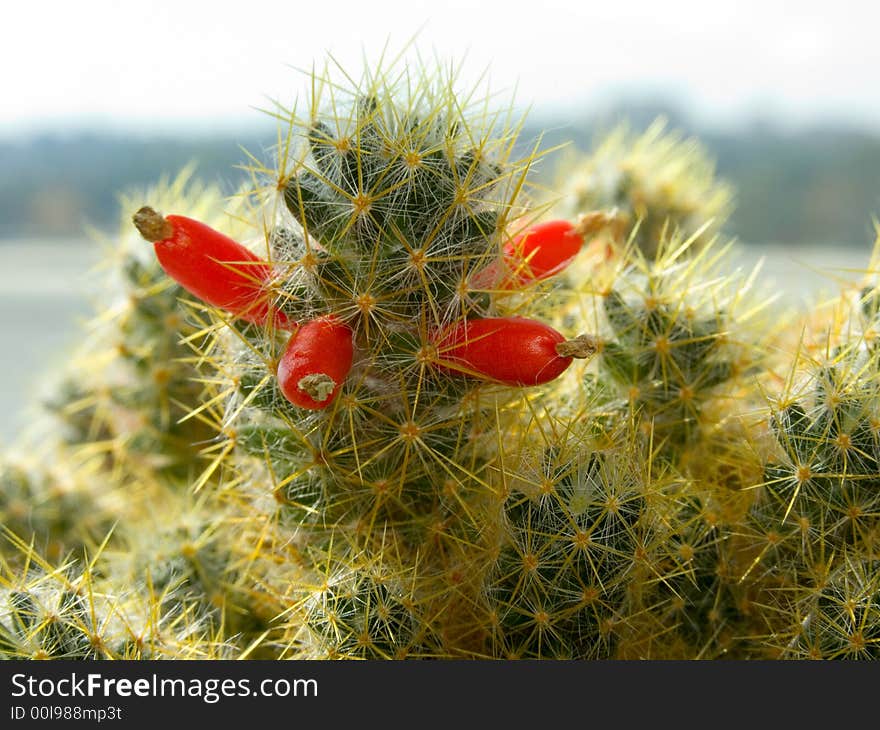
[2,100,879,246]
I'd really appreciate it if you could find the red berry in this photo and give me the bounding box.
[133,206,293,329]
[277,315,354,410]
[470,219,584,290]
[431,316,594,386]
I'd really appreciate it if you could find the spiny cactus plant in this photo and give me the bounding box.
[721,247,880,657]
[474,213,784,658]
[482,417,669,659]
[42,168,238,485]
[124,57,613,659]
[551,119,733,259]
[0,456,118,565]
[0,171,283,658]
[4,50,880,660]
[780,555,880,659]
[763,345,880,556]
[562,230,772,459]
[0,533,237,660]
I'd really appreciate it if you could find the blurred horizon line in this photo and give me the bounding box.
[2,91,880,249]
[5,89,880,142]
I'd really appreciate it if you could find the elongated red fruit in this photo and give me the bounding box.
[133,206,292,329]
[432,316,597,386]
[470,219,584,290]
[277,315,354,410]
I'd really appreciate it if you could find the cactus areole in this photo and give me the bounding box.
[132,206,293,329]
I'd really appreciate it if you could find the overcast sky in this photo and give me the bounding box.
[3,0,879,136]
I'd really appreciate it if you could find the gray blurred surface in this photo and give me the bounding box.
[0,239,99,446]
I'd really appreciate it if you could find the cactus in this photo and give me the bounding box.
[0,457,116,564]
[0,172,268,656]
[42,168,239,485]
[483,420,667,658]
[118,56,616,660]
[781,556,880,659]
[725,252,880,657]
[562,227,772,462]
[552,119,733,259]
[0,533,236,660]
[4,52,880,661]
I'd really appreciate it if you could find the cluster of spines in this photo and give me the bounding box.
[579,234,766,457]
[784,557,880,659]
[0,459,110,564]
[217,63,563,547]
[281,95,512,322]
[552,118,733,258]
[484,427,660,658]
[479,410,768,659]
[0,536,235,660]
[0,174,265,659]
[530,175,780,657]
[153,62,567,660]
[734,278,880,658]
[281,535,430,659]
[43,170,233,483]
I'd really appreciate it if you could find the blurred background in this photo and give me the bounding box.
[2,0,879,441]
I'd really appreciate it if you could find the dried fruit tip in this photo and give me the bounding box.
[277,315,354,410]
[574,209,627,239]
[555,334,601,359]
[298,373,337,403]
[133,206,174,242]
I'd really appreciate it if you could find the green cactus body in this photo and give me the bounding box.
[734,249,880,658]
[552,119,733,259]
[161,61,606,659]
[485,425,668,658]
[5,53,880,661]
[785,557,880,659]
[0,537,236,660]
[43,170,240,485]
[580,234,767,460]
